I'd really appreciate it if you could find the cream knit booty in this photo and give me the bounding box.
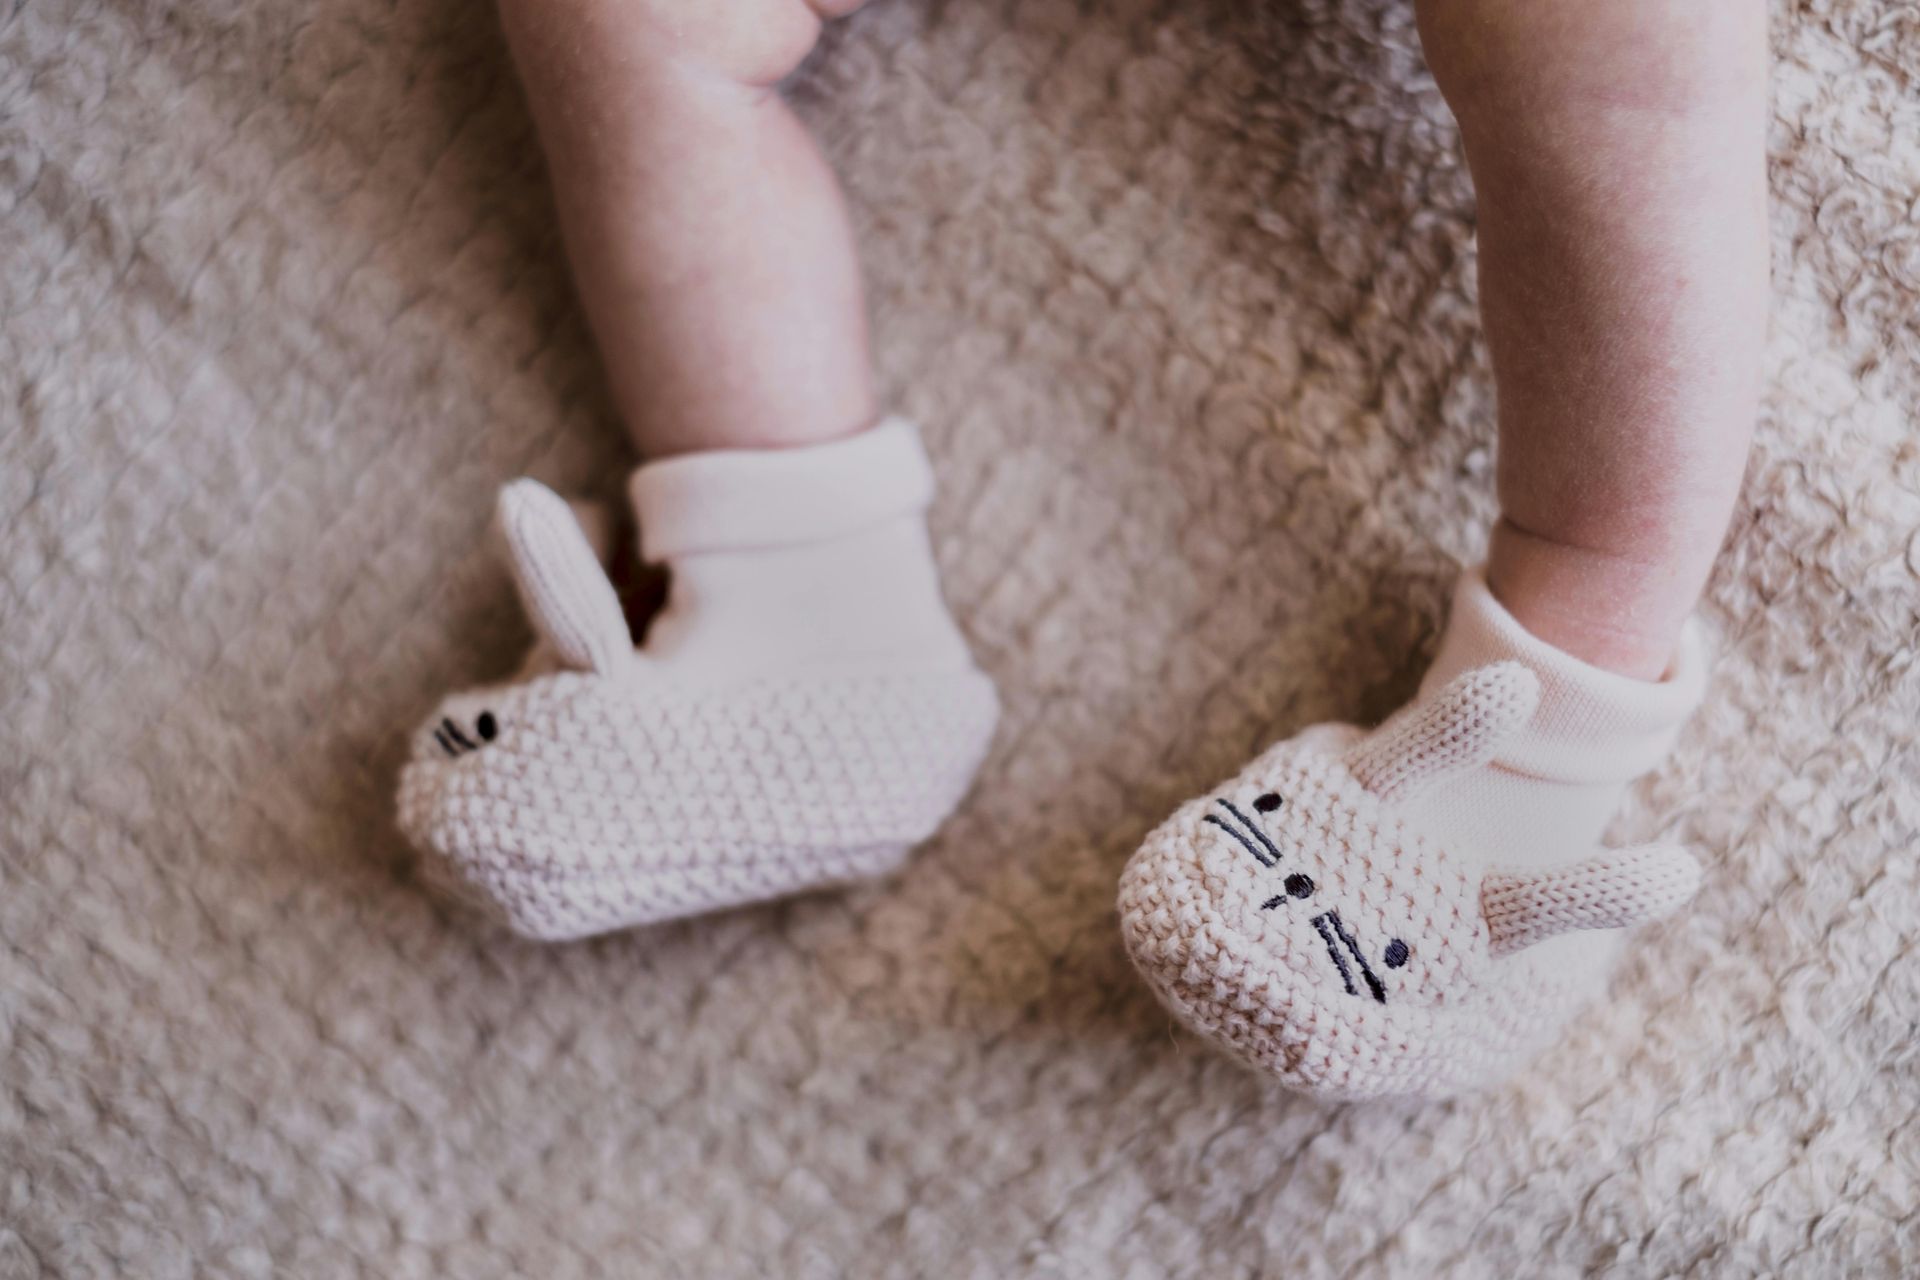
[398,419,999,941]
[1117,567,1711,1100]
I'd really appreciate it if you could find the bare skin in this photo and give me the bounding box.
[497,0,1767,680]
[1416,0,1769,677]
[496,0,879,458]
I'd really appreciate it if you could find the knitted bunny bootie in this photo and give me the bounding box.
[398,419,999,941]
[1117,568,1710,1100]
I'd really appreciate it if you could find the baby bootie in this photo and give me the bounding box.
[398,419,999,941]
[1117,567,1710,1099]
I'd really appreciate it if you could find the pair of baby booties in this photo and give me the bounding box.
[398,454,1700,1101]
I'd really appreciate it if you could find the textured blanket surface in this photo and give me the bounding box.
[5,0,1918,1275]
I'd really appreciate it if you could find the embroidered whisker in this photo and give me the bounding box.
[1326,911,1387,1003]
[1312,913,1358,997]
[1204,813,1273,868]
[1215,798,1282,866]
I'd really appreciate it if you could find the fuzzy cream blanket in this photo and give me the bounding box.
[5,0,1917,1274]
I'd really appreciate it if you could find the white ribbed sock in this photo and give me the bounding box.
[1401,566,1710,872]
[631,418,974,684]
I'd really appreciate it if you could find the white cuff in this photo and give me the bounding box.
[1418,566,1711,784]
[630,417,935,563]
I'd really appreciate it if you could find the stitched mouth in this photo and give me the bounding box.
[1312,910,1387,1004]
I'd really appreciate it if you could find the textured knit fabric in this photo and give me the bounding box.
[13,0,1920,1269]
[1117,570,1711,1099]
[1483,845,1702,959]
[1344,661,1541,804]
[497,480,631,676]
[397,423,999,940]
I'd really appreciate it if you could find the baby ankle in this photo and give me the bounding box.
[1487,517,1708,680]
[1405,565,1711,866]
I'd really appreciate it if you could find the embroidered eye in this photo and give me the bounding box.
[1383,939,1410,969]
[1253,792,1283,813]
[476,711,498,741]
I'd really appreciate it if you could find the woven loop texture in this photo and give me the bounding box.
[6,0,1917,1271]
[400,668,1001,940]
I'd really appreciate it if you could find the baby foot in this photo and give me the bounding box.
[1118,572,1709,1100]
[398,421,998,940]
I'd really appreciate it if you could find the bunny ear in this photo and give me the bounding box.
[497,479,634,676]
[1344,662,1539,805]
[1481,843,1701,958]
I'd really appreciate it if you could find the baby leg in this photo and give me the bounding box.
[1118,0,1767,1095]
[496,0,879,457]
[1417,0,1769,679]
[398,1,1000,939]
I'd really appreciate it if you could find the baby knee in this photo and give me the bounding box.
[505,0,855,88]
